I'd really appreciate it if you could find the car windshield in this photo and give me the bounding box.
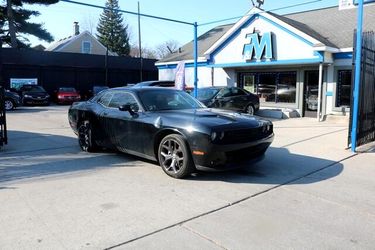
[192,88,220,100]
[59,87,76,92]
[139,89,205,111]
[22,86,46,92]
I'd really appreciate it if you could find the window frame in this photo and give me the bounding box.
[82,41,92,54]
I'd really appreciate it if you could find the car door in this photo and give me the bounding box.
[230,87,252,111]
[104,91,146,155]
[211,87,236,110]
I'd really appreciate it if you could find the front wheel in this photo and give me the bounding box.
[158,134,195,179]
[78,120,97,152]
[4,99,15,111]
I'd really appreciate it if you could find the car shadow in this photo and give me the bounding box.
[1,131,344,186]
[186,147,344,185]
[0,130,138,184]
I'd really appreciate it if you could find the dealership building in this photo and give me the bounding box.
[156,5,375,118]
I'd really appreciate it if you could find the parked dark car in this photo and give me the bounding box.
[133,80,175,87]
[82,86,109,101]
[193,87,260,115]
[19,85,50,106]
[54,87,81,104]
[4,90,21,111]
[68,87,273,178]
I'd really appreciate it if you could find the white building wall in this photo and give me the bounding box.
[212,17,319,64]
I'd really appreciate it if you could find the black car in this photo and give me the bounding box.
[133,80,175,87]
[194,87,260,115]
[68,87,273,178]
[4,90,21,111]
[19,85,50,105]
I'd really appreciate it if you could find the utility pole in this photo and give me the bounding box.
[138,1,143,82]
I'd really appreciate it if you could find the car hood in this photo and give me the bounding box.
[155,108,265,130]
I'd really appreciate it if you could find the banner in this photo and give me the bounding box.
[175,61,185,90]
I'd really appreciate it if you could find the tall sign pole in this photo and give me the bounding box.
[193,22,198,98]
[351,0,364,152]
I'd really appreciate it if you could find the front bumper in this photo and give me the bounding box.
[191,133,274,169]
[23,97,49,105]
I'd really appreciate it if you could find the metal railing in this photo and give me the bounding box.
[0,86,7,147]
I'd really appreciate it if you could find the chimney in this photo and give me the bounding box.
[74,22,80,36]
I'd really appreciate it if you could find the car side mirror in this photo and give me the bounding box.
[119,104,139,116]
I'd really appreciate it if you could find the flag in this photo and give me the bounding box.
[175,61,185,90]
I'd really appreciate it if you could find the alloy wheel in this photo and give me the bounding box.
[160,138,185,174]
[246,105,255,115]
[4,100,14,111]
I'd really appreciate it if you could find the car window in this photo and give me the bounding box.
[231,88,247,96]
[108,92,139,109]
[139,89,204,111]
[216,88,232,98]
[97,92,113,107]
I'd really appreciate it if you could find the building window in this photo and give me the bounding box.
[241,71,297,104]
[82,41,91,54]
[336,70,352,107]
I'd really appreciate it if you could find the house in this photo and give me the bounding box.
[156,4,375,118]
[45,22,116,56]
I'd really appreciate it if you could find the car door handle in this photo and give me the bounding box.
[229,100,234,103]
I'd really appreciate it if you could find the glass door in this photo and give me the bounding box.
[303,71,319,117]
[242,74,256,93]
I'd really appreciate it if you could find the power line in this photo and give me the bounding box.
[199,0,323,27]
[59,0,195,26]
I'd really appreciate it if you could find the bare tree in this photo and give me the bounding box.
[155,40,181,59]
[81,13,97,34]
[130,44,157,59]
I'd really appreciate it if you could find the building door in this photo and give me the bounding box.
[303,71,319,117]
[239,73,256,94]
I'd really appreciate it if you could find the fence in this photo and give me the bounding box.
[349,31,375,148]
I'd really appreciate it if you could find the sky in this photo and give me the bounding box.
[25,0,340,49]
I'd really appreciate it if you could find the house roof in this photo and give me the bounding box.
[158,24,233,63]
[158,4,375,63]
[45,31,117,56]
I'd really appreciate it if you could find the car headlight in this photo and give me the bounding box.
[211,131,225,142]
[211,132,217,141]
[24,94,32,98]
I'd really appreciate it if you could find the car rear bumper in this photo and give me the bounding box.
[191,133,274,169]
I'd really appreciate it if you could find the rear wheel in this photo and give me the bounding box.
[158,134,194,179]
[4,99,15,111]
[246,104,255,115]
[78,120,97,152]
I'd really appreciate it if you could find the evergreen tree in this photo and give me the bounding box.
[1,0,59,48]
[96,0,130,56]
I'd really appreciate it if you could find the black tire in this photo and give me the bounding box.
[158,134,195,179]
[245,104,255,115]
[78,120,97,152]
[4,99,15,111]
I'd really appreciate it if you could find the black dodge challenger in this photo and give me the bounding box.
[68,87,274,178]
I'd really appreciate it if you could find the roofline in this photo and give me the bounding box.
[204,7,322,57]
[155,58,207,66]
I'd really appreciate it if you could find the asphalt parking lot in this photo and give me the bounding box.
[1,106,375,249]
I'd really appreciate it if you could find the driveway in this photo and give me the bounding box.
[1,106,374,249]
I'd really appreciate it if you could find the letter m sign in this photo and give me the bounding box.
[243,32,273,61]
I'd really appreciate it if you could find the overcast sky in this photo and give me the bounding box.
[26,0,340,49]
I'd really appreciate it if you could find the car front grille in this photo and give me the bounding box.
[217,125,273,144]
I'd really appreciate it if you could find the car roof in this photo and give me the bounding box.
[111,86,178,93]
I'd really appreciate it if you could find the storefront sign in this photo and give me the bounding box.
[243,32,273,61]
